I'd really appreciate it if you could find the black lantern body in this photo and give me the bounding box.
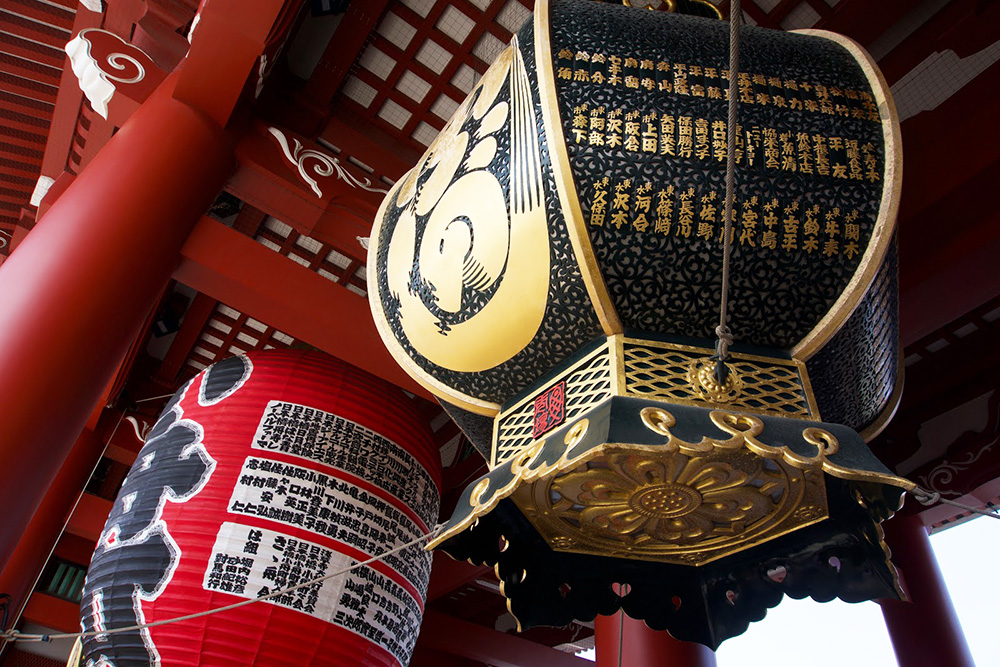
[367,0,908,647]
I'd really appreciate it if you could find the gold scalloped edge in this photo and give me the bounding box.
[501,501,904,634]
[733,413,915,490]
[434,408,911,630]
[874,518,906,600]
[429,409,914,553]
[498,563,524,632]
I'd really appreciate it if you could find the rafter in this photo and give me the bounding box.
[174,216,429,398]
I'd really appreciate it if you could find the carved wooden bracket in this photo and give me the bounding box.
[229,123,387,250]
[65,29,167,125]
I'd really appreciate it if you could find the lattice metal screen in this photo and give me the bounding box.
[624,341,814,418]
[494,344,613,465]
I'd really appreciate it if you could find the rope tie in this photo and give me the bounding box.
[911,487,1000,521]
[713,324,735,385]
[714,0,741,384]
[1,525,444,644]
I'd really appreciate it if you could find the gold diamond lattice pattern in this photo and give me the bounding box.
[494,346,613,465]
[624,343,810,417]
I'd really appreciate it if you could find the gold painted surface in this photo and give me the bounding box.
[66,639,83,667]
[368,176,502,416]
[790,30,902,360]
[623,0,677,11]
[623,338,818,418]
[368,34,554,416]
[435,407,913,552]
[687,358,744,403]
[513,444,825,565]
[708,411,914,489]
[534,0,623,335]
[491,336,821,465]
[385,38,549,373]
[493,341,614,466]
[685,0,723,18]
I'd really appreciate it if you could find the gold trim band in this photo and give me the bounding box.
[534,0,623,336]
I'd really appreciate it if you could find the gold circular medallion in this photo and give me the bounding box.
[629,483,703,518]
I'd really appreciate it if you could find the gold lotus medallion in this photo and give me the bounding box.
[512,445,829,565]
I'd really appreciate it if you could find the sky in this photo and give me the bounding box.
[580,514,1000,665]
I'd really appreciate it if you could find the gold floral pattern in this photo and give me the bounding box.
[552,452,781,547]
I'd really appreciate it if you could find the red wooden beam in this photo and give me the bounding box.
[174,216,430,399]
[0,427,104,631]
[0,177,34,193]
[898,165,1000,346]
[0,52,62,88]
[0,31,65,69]
[6,0,76,30]
[303,0,391,106]
[229,123,381,252]
[0,123,46,152]
[898,62,1000,221]
[21,594,81,634]
[35,7,101,184]
[174,0,294,126]
[892,57,1000,344]
[418,609,594,667]
[37,0,77,11]
[0,142,44,166]
[815,0,912,49]
[321,106,421,181]
[427,552,492,603]
[894,300,1000,433]
[0,10,72,50]
[232,201,268,236]
[0,72,58,106]
[877,0,994,85]
[0,90,53,118]
[0,191,33,209]
[879,516,975,667]
[20,0,102,196]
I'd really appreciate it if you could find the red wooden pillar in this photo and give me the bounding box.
[879,515,974,667]
[595,612,717,667]
[0,427,105,631]
[0,75,234,574]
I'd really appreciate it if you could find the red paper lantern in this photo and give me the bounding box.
[79,350,441,666]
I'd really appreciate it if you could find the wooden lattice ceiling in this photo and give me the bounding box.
[0,0,75,247]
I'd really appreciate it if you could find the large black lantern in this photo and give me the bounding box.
[367,0,909,648]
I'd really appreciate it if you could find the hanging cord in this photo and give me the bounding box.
[910,487,1000,521]
[713,0,742,386]
[708,3,994,528]
[134,393,178,404]
[0,525,443,645]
